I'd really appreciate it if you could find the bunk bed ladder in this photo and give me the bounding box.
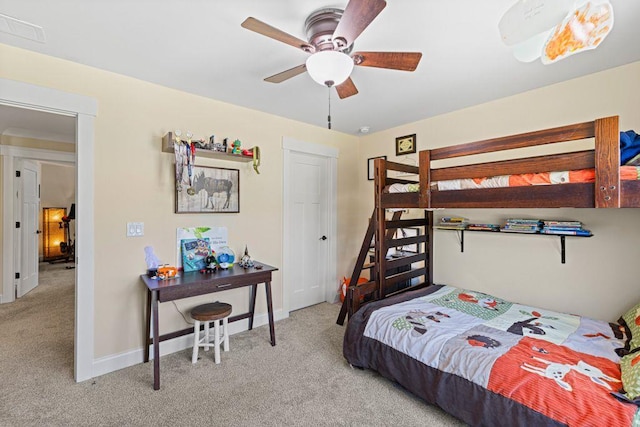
[336,209,433,325]
[336,208,378,326]
[376,210,432,302]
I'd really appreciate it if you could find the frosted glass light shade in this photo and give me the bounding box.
[305,51,354,87]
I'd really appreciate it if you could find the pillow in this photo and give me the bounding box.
[618,302,640,355]
[619,352,640,402]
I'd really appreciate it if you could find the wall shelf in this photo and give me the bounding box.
[162,132,254,163]
[434,228,592,264]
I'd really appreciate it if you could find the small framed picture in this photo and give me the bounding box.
[395,134,416,156]
[176,165,240,213]
[367,156,387,181]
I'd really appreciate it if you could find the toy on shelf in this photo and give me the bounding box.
[231,139,242,154]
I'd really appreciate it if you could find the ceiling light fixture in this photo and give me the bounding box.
[499,0,613,64]
[305,50,354,87]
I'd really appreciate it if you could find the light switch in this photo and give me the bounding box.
[127,222,144,237]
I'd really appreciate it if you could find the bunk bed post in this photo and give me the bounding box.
[594,116,620,207]
[426,210,433,285]
[419,150,432,208]
[374,157,387,300]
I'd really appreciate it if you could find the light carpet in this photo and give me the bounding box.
[0,263,464,426]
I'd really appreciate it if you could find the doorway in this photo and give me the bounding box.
[282,137,338,315]
[0,78,96,382]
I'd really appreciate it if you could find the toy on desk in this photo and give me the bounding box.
[238,246,254,269]
[145,246,161,278]
[157,265,178,280]
[216,246,235,269]
[200,254,219,274]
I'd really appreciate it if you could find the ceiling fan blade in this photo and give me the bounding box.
[241,17,314,52]
[332,0,387,49]
[264,64,307,83]
[336,78,359,99]
[352,52,422,71]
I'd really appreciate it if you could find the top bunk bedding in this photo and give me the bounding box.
[375,117,640,209]
[343,284,640,426]
[387,165,640,192]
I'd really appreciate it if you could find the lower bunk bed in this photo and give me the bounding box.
[343,284,640,426]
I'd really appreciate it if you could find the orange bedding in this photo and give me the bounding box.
[433,166,640,191]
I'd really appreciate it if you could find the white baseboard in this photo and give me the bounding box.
[91,308,288,379]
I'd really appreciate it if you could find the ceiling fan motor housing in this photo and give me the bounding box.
[304,8,351,52]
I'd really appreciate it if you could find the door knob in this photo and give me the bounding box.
[36,230,42,234]
[319,235,327,241]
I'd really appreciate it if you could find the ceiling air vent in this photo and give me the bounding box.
[0,14,45,43]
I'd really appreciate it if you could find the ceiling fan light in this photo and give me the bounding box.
[305,51,354,87]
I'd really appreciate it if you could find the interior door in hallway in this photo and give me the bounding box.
[17,159,40,298]
[289,152,328,311]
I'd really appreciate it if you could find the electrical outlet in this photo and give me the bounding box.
[127,222,144,237]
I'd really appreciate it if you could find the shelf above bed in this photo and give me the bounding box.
[435,228,592,264]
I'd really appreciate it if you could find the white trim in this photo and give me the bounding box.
[2,154,15,304]
[0,78,97,116]
[282,137,339,159]
[92,309,287,378]
[0,77,96,383]
[0,145,75,163]
[282,137,338,316]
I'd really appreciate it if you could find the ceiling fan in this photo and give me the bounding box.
[241,0,422,99]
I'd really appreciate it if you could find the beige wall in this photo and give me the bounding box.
[358,60,640,322]
[2,40,639,364]
[0,44,362,358]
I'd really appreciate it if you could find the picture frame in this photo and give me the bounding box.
[395,134,417,156]
[394,227,419,253]
[175,165,239,213]
[367,155,387,181]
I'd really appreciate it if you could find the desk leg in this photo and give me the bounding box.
[144,289,151,363]
[151,290,160,390]
[248,283,258,330]
[265,281,276,346]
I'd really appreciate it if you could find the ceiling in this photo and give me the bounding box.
[1,0,639,136]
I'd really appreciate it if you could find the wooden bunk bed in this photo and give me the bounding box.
[339,115,640,322]
[341,115,640,426]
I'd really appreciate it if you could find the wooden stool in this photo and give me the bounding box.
[190,302,232,364]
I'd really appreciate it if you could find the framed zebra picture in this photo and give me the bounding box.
[175,165,240,213]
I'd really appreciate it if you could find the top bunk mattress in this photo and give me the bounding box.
[386,166,640,193]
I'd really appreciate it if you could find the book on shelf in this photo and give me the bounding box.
[435,225,468,230]
[543,226,584,232]
[500,228,539,233]
[542,220,582,227]
[540,228,592,236]
[467,223,501,231]
[440,217,469,223]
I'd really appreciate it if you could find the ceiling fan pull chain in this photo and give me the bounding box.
[327,86,332,130]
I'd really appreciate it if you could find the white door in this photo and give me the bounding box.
[289,152,329,311]
[17,159,40,298]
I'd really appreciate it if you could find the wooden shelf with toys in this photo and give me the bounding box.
[162,131,259,164]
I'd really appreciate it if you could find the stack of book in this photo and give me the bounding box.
[540,220,592,236]
[467,223,501,232]
[500,218,542,233]
[436,217,469,230]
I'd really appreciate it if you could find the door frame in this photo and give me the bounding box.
[0,78,97,382]
[282,137,338,317]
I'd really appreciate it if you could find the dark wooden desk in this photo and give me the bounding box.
[141,261,278,390]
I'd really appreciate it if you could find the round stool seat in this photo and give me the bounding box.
[190,302,232,365]
[190,302,232,322]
